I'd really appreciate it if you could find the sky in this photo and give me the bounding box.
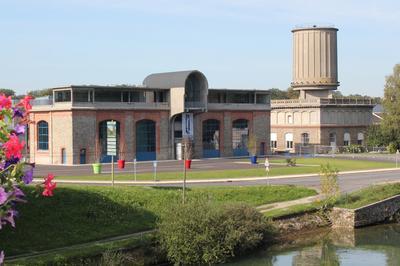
[1,0,399,96]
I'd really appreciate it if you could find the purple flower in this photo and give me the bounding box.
[12,107,24,118]
[22,168,34,184]
[4,157,20,169]
[0,250,4,264]
[13,186,25,198]
[0,187,8,205]
[14,124,25,135]
[2,209,17,228]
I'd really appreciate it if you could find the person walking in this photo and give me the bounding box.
[264,157,270,176]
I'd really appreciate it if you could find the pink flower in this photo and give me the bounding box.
[42,174,56,197]
[0,250,4,265]
[0,94,12,110]
[3,134,25,160]
[17,95,32,111]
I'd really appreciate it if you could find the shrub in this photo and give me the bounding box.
[286,158,297,167]
[387,142,398,154]
[319,163,340,205]
[343,144,366,154]
[157,200,273,265]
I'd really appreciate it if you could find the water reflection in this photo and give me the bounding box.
[228,224,400,266]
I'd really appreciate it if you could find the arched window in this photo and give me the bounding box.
[99,120,120,162]
[37,121,49,150]
[285,133,293,150]
[202,119,220,158]
[344,132,351,146]
[301,133,310,146]
[232,119,249,156]
[136,119,156,161]
[357,132,364,145]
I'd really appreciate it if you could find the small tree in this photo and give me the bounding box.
[247,134,257,156]
[183,138,193,160]
[319,164,340,205]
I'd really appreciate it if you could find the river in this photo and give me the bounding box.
[229,224,400,266]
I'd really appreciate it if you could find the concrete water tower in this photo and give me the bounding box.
[291,25,339,99]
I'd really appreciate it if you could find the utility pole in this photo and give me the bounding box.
[183,141,187,204]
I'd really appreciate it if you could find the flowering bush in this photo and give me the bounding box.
[0,95,55,265]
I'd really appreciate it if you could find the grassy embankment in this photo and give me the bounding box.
[52,158,395,181]
[1,184,316,257]
[264,183,400,218]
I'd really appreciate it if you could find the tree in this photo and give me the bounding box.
[0,88,15,97]
[269,88,289,100]
[286,87,300,99]
[381,64,400,148]
[27,88,53,98]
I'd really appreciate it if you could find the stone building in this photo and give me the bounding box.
[28,70,271,164]
[270,26,374,153]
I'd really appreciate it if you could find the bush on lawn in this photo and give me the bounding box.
[157,199,273,265]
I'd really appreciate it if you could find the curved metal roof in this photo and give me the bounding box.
[142,70,208,89]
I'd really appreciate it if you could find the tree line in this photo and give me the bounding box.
[367,64,400,152]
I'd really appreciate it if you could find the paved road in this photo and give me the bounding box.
[50,169,400,194]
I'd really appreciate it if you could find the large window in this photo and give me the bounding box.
[285,133,293,150]
[54,90,71,102]
[202,119,220,158]
[136,120,156,161]
[344,133,351,146]
[301,133,310,146]
[37,121,49,150]
[232,119,249,156]
[287,114,293,124]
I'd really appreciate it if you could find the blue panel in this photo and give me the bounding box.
[233,148,249,157]
[136,152,156,161]
[203,149,220,158]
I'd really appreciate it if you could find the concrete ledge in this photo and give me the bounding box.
[330,194,400,228]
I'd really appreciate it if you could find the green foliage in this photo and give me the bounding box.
[158,200,273,265]
[381,64,400,147]
[285,157,296,167]
[27,88,53,98]
[319,164,339,204]
[343,144,366,153]
[366,125,386,147]
[0,88,15,97]
[269,87,299,100]
[387,142,398,154]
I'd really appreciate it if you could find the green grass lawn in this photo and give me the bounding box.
[263,182,400,218]
[335,183,400,209]
[53,158,396,181]
[0,184,316,256]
